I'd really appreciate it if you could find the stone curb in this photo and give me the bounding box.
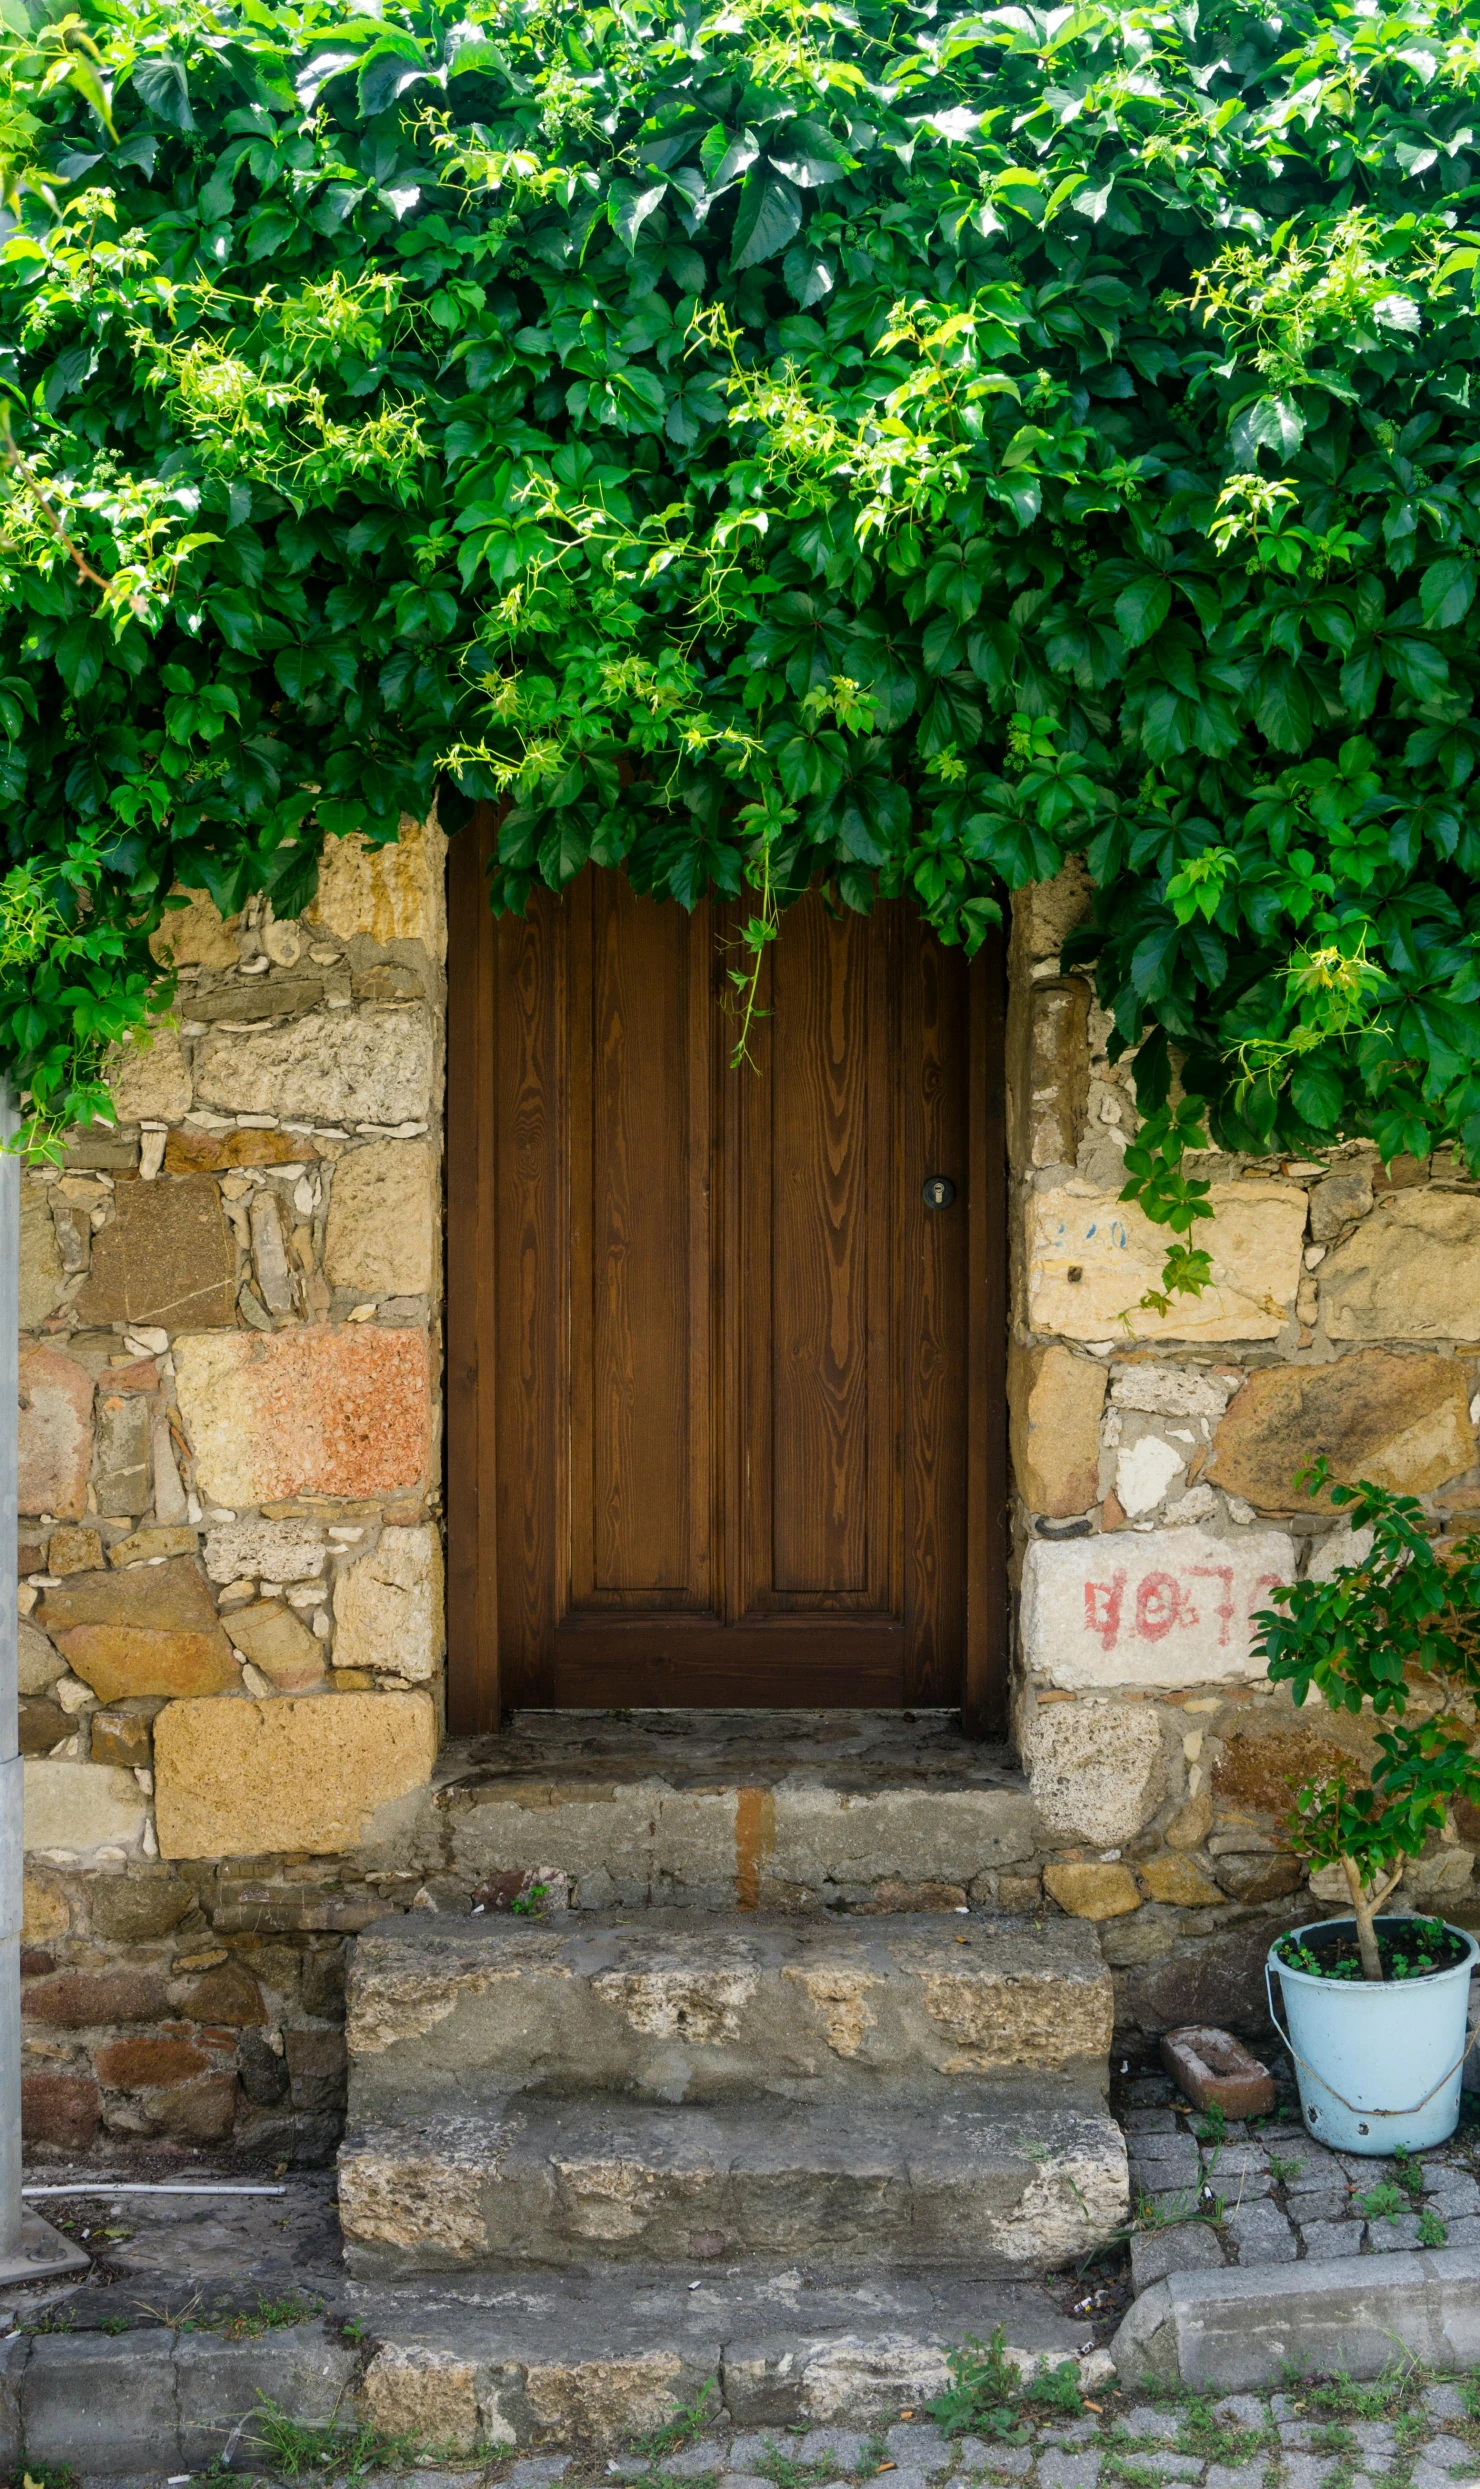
[2,2318,359,2474]
[1111,2246,1480,2390]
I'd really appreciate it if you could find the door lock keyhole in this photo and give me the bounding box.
[923,1176,957,1209]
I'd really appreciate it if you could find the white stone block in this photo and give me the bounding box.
[1022,1524,1296,1690]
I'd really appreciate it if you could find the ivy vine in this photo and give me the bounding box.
[6,0,1480,1305]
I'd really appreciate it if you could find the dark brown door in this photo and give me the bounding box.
[448,829,1006,1727]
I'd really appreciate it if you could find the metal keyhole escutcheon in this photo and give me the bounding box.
[923,1176,957,1209]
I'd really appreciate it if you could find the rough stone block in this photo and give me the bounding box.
[1112,1366,1234,1419]
[1027,1182,1306,1343]
[106,1023,193,1123]
[18,1620,64,1696]
[203,1515,327,1583]
[94,2033,209,2086]
[1309,1166,1374,1243]
[1010,982,1090,1171]
[91,1387,153,1518]
[1009,1346,1106,1518]
[76,1173,238,1330]
[21,2069,100,2147]
[1130,2223,1226,2293]
[194,1003,435,1125]
[1021,1524,1295,1690]
[19,1699,68,1756]
[333,1524,443,1681]
[24,1965,167,2024]
[1042,1862,1142,1920]
[325,1138,437,1297]
[90,1875,196,1940]
[109,1522,198,1565]
[308,816,446,955]
[20,1183,66,1329]
[222,1598,325,1691]
[1209,1351,1474,1508]
[1140,1856,1223,1907]
[1212,1852,1305,1905]
[39,1557,240,1699]
[23,1759,148,1856]
[167,1125,309,1172]
[23,2331,179,2470]
[18,1341,93,1520]
[175,2324,359,2469]
[1213,1720,1370,1816]
[174,1325,432,1504]
[360,2343,479,2453]
[1024,1701,1165,1844]
[1113,2248,1480,2389]
[1322,1192,1480,1339]
[154,1688,437,1857]
[150,885,240,968]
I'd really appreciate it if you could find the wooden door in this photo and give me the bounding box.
[448,827,1006,1729]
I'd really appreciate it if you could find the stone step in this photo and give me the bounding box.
[346,1908,1113,2114]
[430,1712,1038,1914]
[337,2083,1128,2276]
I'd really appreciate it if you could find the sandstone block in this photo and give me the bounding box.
[106,1025,192,1124]
[91,1390,152,1518]
[18,1342,93,1520]
[194,1004,435,1125]
[180,1960,266,2024]
[308,816,447,957]
[167,1127,309,1174]
[94,2034,209,2088]
[22,2070,100,2148]
[1043,1862,1142,1920]
[1138,1855,1224,1907]
[20,1700,68,1756]
[1321,1193,1480,1340]
[90,1711,155,1769]
[155,2073,237,2138]
[24,1759,147,1857]
[1209,1351,1473,1509]
[324,1140,437,1298]
[223,1599,325,1692]
[333,1525,443,1682]
[90,1877,197,1942]
[1009,859,1094,967]
[22,1878,69,1940]
[174,1326,432,1504]
[1024,1702,1166,1843]
[1009,982,1090,1171]
[109,1524,199,1566]
[1111,1366,1234,1419]
[154,1689,437,1858]
[361,2345,478,2455]
[1212,1720,1372,1818]
[190,973,324,1024]
[1309,1165,1374,1243]
[149,886,240,970]
[20,1184,66,1330]
[1021,1524,1295,1691]
[49,1525,103,1575]
[1027,1182,1306,1342]
[1009,1346,1105,1517]
[39,1559,239,1700]
[76,1173,237,1331]
[1212,1852,1304,1905]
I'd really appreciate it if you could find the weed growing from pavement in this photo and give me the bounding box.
[753,2451,843,2489]
[1420,2207,1450,2246]
[1267,2153,1305,2186]
[243,2399,425,2484]
[1355,2182,1409,2227]
[629,2378,722,2461]
[928,2328,1034,2440]
[1173,2397,1270,2463]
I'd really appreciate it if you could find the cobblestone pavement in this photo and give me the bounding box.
[1123,2070,1480,2294]
[118,2365,1480,2489]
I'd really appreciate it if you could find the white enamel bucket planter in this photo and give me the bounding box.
[1266,1915,1480,2155]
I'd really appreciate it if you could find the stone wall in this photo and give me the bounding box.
[1004,863,1480,2037]
[17,824,446,2157]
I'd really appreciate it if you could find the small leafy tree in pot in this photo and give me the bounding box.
[1254,1464,1480,1983]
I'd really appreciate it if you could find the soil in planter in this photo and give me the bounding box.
[1275,1914,1467,1983]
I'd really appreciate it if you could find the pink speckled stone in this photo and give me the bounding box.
[173,1326,431,1506]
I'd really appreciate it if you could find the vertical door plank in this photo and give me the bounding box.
[446,809,499,1732]
[902,914,969,1705]
[963,927,1009,1736]
[495,889,564,1706]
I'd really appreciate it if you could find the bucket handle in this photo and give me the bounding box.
[1265,1959,1480,2121]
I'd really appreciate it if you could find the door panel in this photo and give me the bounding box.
[448,828,1006,1725]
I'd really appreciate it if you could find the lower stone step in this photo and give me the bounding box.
[338,2084,1128,2277]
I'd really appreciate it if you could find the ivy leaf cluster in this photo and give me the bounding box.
[5,0,1480,1208]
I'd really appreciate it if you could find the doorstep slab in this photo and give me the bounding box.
[1111,2246,1480,2389]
